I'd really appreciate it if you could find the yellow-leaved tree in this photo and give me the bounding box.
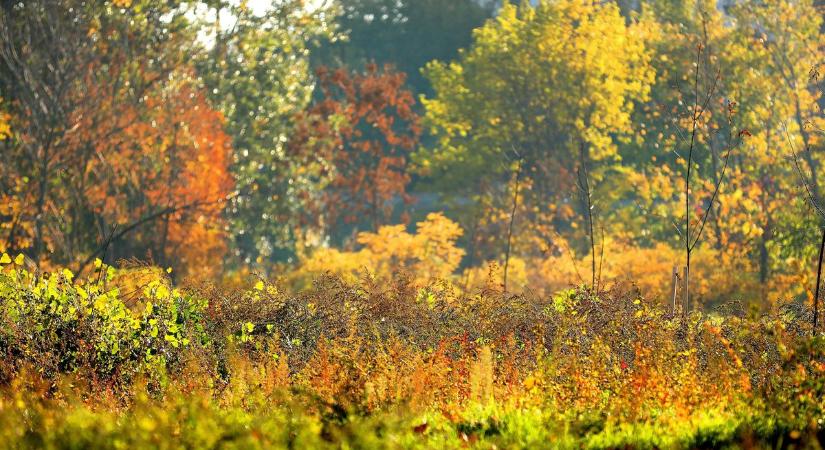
[624,0,823,306]
[416,0,654,265]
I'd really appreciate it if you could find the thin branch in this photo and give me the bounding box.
[783,123,825,220]
[74,196,231,276]
[690,133,741,252]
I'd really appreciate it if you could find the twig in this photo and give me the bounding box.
[783,123,825,220]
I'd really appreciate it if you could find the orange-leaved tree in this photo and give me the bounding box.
[291,64,421,241]
[75,75,233,276]
[0,1,233,276]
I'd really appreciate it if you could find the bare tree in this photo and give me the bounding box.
[503,150,523,293]
[679,43,746,313]
[577,142,598,291]
[682,44,718,312]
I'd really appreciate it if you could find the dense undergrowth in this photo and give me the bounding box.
[1,257,825,449]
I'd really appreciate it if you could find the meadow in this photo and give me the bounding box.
[1,255,824,449]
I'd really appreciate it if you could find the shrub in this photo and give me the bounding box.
[1,259,824,448]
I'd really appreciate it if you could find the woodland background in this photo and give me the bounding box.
[1,0,823,308]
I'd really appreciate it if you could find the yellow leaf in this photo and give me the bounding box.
[14,254,24,265]
[0,253,10,264]
[254,280,264,291]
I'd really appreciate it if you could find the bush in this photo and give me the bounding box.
[1,259,825,448]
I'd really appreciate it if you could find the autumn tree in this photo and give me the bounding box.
[75,74,233,275]
[291,64,421,243]
[734,0,825,302]
[418,0,653,263]
[0,0,233,276]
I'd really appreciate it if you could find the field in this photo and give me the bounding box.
[1,260,824,449]
[2,0,825,448]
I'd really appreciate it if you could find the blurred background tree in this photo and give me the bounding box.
[416,1,653,265]
[312,0,494,97]
[195,0,336,266]
[290,64,421,245]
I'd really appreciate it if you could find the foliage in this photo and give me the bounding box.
[291,212,463,287]
[291,64,421,238]
[0,0,233,276]
[1,263,825,448]
[196,0,337,266]
[617,0,823,306]
[462,240,764,304]
[0,257,207,386]
[78,76,234,276]
[1,0,822,301]
[416,0,654,265]
[2,1,825,446]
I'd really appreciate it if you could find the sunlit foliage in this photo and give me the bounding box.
[292,212,463,287]
[2,261,825,447]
